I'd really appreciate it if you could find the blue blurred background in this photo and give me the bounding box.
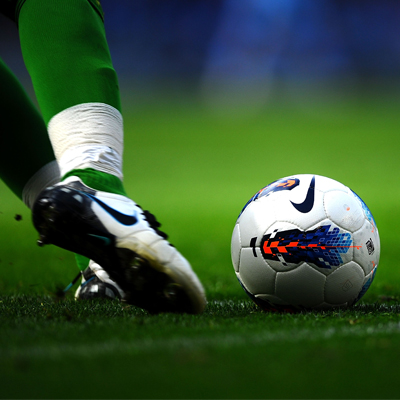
[1,0,400,105]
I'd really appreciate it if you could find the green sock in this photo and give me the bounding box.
[18,0,121,125]
[17,0,125,196]
[63,168,127,196]
[0,57,56,199]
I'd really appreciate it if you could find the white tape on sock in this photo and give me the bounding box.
[47,103,123,179]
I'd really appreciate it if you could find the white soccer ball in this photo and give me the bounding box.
[231,174,380,311]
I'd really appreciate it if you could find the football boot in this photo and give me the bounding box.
[32,176,206,314]
[75,260,124,300]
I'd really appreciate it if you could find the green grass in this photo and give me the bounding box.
[1,90,400,398]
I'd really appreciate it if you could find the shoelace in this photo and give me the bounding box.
[140,208,169,240]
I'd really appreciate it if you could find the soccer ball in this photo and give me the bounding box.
[231,174,380,311]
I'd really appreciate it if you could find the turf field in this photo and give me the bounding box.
[1,88,400,398]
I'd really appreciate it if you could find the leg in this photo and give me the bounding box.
[17,0,206,313]
[0,55,110,294]
[0,56,59,206]
[19,0,124,190]
[19,0,126,289]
